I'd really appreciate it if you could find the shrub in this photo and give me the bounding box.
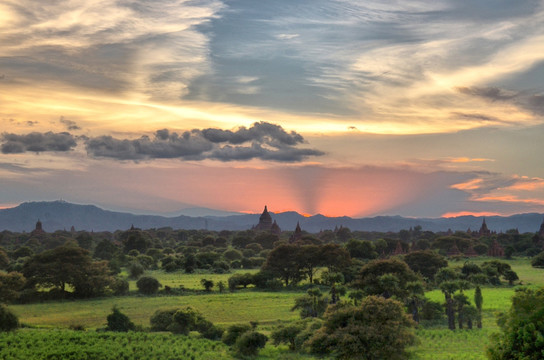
[421,300,444,321]
[150,309,178,332]
[271,324,304,350]
[106,306,135,332]
[531,251,544,268]
[111,277,129,295]
[306,296,416,359]
[136,276,161,295]
[488,287,544,359]
[128,262,144,279]
[222,323,252,346]
[234,331,268,357]
[0,304,18,331]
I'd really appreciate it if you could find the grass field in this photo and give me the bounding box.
[125,268,260,291]
[10,291,301,329]
[5,257,544,359]
[0,329,233,360]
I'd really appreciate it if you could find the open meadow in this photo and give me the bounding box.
[4,257,544,359]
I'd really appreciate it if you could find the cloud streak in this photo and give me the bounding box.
[1,122,324,162]
[86,122,324,162]
[1,132,77,154]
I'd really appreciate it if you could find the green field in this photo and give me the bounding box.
[4,257,544,359]
[10,291,300,329]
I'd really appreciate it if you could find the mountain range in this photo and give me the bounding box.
[1,201,543,234]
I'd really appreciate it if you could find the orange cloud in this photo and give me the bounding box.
[442,211,501,218]
[451,178,483,190]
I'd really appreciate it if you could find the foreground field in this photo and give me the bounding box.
[10,291,300,329]
[6,257,544,359]
[0,329,232,360]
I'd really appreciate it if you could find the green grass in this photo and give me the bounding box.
[7,257,544,359]
[0,329,233,360]
[11,291,301,329]
[126,269,259,291]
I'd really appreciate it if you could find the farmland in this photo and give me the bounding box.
[3,257,543,359]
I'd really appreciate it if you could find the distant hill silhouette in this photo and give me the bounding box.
[0,201,543,234]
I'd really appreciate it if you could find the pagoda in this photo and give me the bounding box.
[487,239,504,257]
[479,218,491,236]
[253,206,281,234]
[289,222,303,243]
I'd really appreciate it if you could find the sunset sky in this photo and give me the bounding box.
[1,0,544,218]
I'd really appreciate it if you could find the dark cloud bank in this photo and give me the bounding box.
[1,122,324,162]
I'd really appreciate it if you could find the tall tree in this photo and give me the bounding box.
[355,258,419,300]
[23,245,113,298]
[263,244,304,286]
[474,286,483,329]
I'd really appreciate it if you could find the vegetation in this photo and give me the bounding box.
[106,306,135,332]
[306,296,417,359]
[487,287,544,359]
[1,222,543,359]
[0,330,231,359]
[0,304,18,331]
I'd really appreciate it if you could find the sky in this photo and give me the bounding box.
[1,0,544,218]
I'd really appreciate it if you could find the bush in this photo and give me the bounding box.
[531,251,544,268]
[222,323,252,346]
[421,300,444,321]
[150,309,178,332]
[128,262,144,279]
[111,277,129,295]
[271,324,304,350]
[106,306,135,332]
[234,331,268,357]
[488,287,544,359]
[136,276,161,295]
[306,296,416,359]
[0,304,18,331]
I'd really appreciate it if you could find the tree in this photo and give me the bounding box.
[106,306,135,332]
[222,323,252,346]
[355,258,419,300]
[474,286,483,329]
[292,288,328,318]
[136,276,161,295]
[488,287,544,359]
[271,323,304,350]
[234,331,268,357]
[345,239,377,259]
[0,304,18,331]
[503,269,519,286]
[439,281,459,330]
[403,250,447,281]
[94,239,119,260]
[306,296,416,359]
[531,251,544,268]
[201,278,214,292]
[0,272,25,303]
[262,244,304,286]
[22,245,113,298]
[0,249,9,270]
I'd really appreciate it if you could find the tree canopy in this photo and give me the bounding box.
[306,296,416,359]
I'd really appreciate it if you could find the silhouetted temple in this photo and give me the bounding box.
[488,239,504,257]
[464,245,478,257]
[393,241,405,255]
[479,218,491,236]
[289,222,303,243]
[31,219,45,236]
[254,206,281,234]
[447,243,462,257]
